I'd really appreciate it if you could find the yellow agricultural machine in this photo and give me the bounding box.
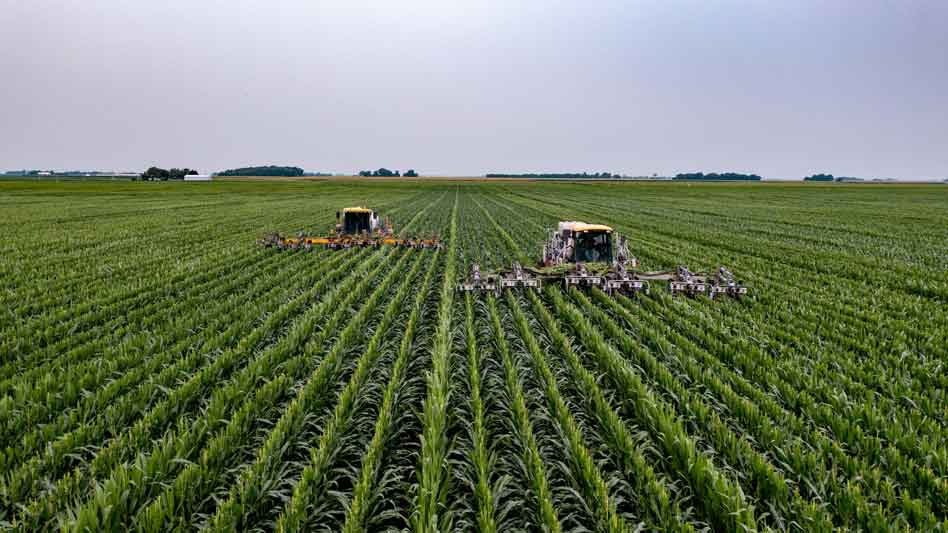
[458,221,748,299]
[258,207,442,250]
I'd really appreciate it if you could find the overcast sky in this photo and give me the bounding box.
[1,1,946,179]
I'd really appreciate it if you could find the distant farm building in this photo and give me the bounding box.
[184,174,212,181]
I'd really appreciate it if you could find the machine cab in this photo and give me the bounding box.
[572,227,613,263]
[337,207,379,235]
[545,221,616,265]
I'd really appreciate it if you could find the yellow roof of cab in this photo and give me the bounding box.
[343,207,373,213]
[568,222,613,232]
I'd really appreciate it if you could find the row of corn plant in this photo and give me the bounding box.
[340,258,441,532]
[443,196,508,530]
[543,286,757,531]
[523,289,695,532]
[348,260,443,532]
[484,295,562,532]
[505,290,627,532]
[450,292,498,533]
[452,196,541,530]
[411,192,460,533]
[270,249,430,531]
[581,288,843,530]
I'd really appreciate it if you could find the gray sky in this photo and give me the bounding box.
[2,1,946,179]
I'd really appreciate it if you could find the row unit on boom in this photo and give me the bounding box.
[459,221,748,299]
[258,208,748,299]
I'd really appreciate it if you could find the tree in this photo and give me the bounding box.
[168,168,195,179]
[216,166,304,177]
[404,169,418,177]
[141,167,199,181]
[804,173,834,182]
[141,167,171,181]
[357,168,410,177]
[673,172,761,181]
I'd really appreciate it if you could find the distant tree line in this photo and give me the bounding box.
[673,172,762,181]
[804,174,834,182]
[358,168,418,177]
[485,172,618,179]
[216,166,304,177]
[139,167,199,181]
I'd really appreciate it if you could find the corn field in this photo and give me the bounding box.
[1,179,947,532]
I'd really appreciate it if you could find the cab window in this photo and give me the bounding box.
[344,212,371,233]
[574,231,612,262]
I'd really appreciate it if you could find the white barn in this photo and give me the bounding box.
[184,174,212,181]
